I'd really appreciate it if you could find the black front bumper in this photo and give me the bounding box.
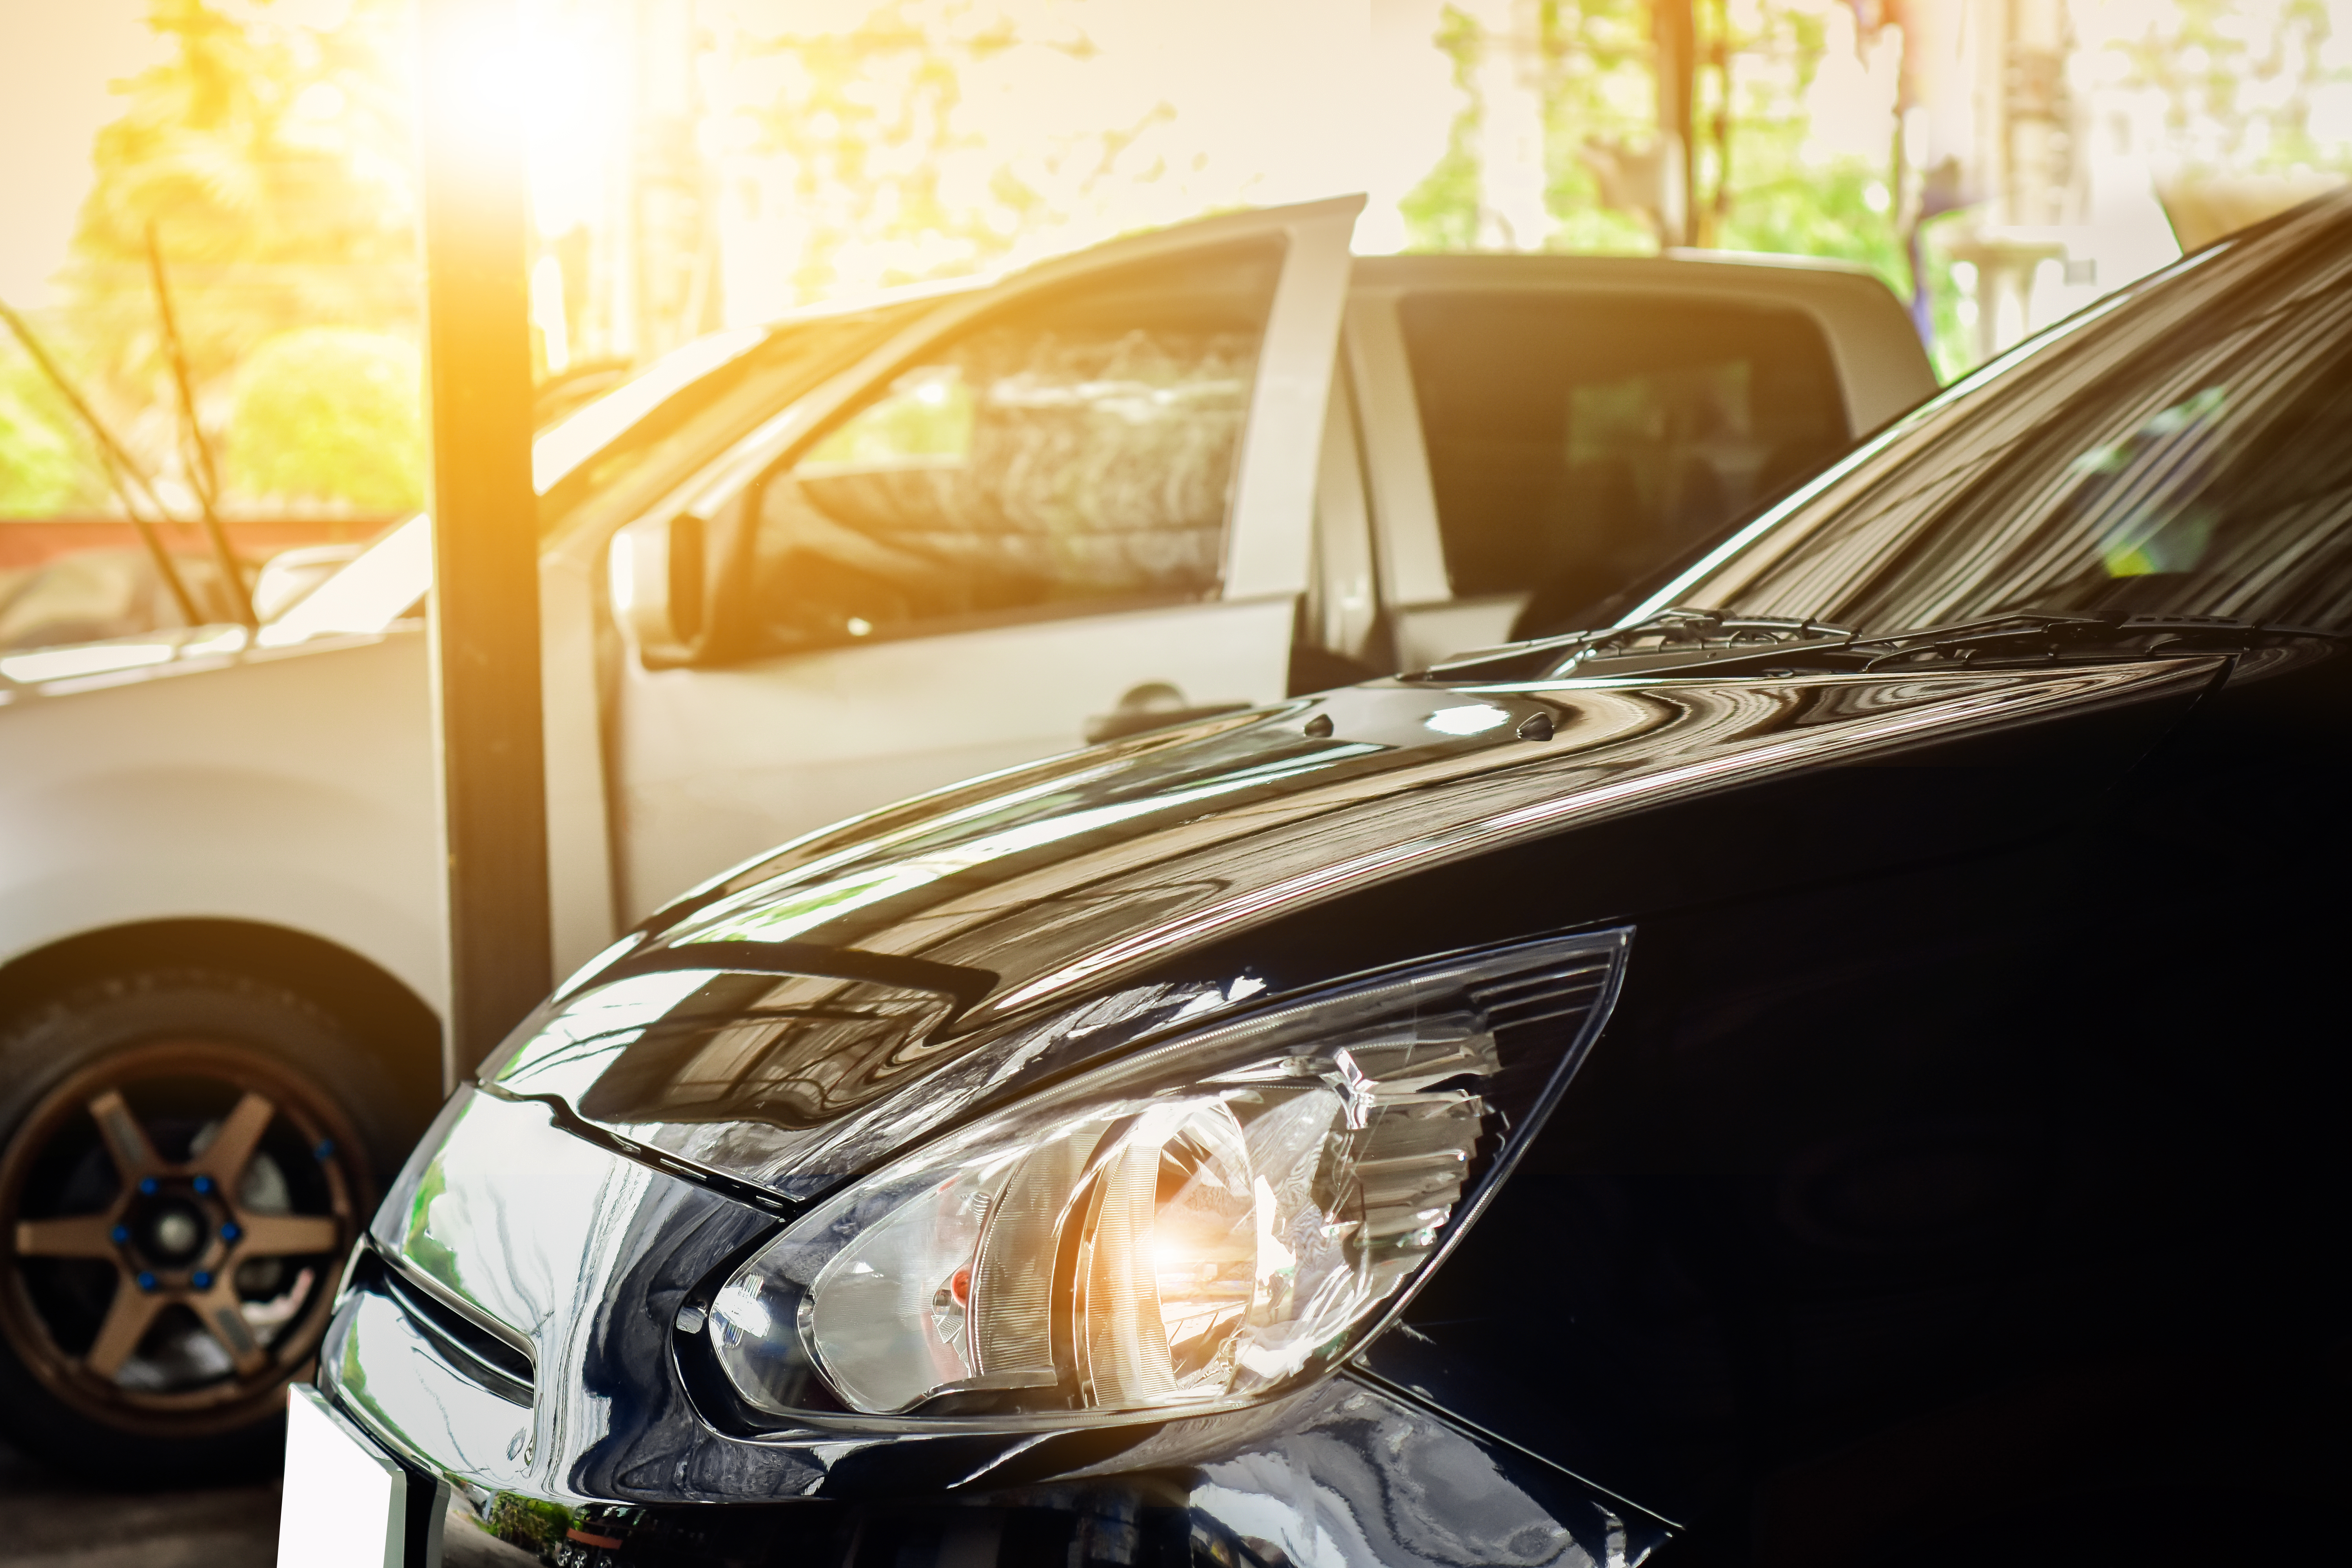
[323,1224,1664,1568]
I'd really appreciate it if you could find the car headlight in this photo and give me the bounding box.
[702,930,1627,1426]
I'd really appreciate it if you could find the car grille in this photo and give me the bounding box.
[354,1245,535,1406]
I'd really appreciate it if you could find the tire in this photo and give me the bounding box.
[0,969,403,1482]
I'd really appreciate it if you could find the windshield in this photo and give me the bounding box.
[1634,194,2352,636]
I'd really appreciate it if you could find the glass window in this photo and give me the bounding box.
[544,307,916,539]
[1658,210,2352,634]
[1396,292,1848,603]
[0,553,149,649]
[744,243,1282,651]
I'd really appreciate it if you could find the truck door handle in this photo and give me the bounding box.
[1085,682,1250,744]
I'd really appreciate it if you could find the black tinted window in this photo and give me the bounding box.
[1659,204,2352,633]
[1397,291,1848,601]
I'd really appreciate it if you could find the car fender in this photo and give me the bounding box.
[0,630,446,1022]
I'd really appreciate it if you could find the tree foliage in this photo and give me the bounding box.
[721,0,1259,303]
[733,2,1087,298]
[0,349,104,518]
[1403,0,1906,302]
[2119,0,2351,175]
[1707,1,1904,292]
[61,0,420,512]
[1404,1,1660,254]
[226,327,424,512]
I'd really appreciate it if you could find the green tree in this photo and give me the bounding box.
[1403,1,1657,254]
[2119,0,2349,176]
[61,0,421,511]
[227,328,424,513]
[1401,0,1906,301]
[1708,2,1905,293]
[0,348,103,517]
[726,0,1186,303]
[1397,14,1484,254]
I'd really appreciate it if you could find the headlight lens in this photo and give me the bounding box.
[705,930,1626,1425]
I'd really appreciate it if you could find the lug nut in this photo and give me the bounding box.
[136,1272,158,1292]
[137,1178,159,1196]
[193,1175,214,1195]
[219,1221,242,1242]
[111,1225,131,1245]
[191,1270,214,1290]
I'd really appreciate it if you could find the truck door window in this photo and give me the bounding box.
[744,241,1282,652]
[1396,292,1846,604]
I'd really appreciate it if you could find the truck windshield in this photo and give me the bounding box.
[1632,198,2352,636]
[261,305,923,644]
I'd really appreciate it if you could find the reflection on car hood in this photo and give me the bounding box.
[651,662,2217,1005]
[485,659,2221,1196]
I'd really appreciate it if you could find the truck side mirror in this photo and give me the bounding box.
[610,510,716,668]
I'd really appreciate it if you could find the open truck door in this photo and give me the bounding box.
[599,198,1361,920]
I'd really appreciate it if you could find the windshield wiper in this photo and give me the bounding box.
[1412,608,2337,684]
[1410,608,1857,682]
[1748,610,2350,677]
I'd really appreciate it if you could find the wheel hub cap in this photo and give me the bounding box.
[0,1040,370,1432]
[135,1196,211,1265]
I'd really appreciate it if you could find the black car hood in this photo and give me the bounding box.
[651,661,2216,998]
[476,656,2222,1200]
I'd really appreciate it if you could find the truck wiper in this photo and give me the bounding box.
[0,296,206,628]
[1412,607,2339,684]
[147,225,258,629]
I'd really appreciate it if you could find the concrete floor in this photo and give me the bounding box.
[0,1438,277,1568]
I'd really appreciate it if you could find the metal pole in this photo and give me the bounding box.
[417,0,551,1084]
[1654,0,1698,249]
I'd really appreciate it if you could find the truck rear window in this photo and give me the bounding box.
[1397,290,1847,604]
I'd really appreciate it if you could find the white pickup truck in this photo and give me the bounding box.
[0,197,1934,1472]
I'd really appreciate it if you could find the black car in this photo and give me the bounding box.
[303,193,2352,1568]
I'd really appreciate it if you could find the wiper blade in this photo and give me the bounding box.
[1732,611,2336,676]
[1413,608,2337,684]
[1410,608,1856,682]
